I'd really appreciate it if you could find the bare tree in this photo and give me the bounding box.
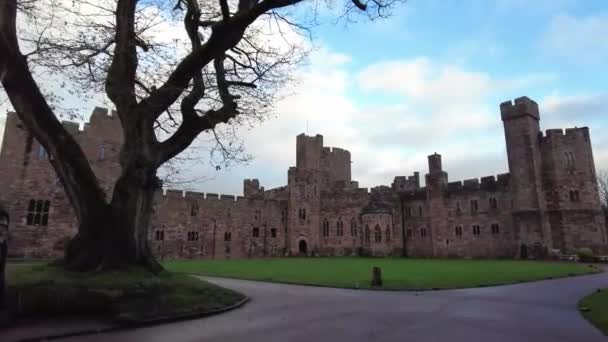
[599,169,608,209]
[0,0,402,272]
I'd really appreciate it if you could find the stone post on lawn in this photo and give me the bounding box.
[371,266,383,287]
[0,207,9,324]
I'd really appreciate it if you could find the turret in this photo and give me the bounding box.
[296,133,323,171]
[425,153,448,196]
[501,96,542,210]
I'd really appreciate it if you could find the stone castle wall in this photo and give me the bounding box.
[1,96,606,259]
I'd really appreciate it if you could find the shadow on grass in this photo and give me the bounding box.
[6,262,245,323]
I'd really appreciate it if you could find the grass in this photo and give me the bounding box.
[164,257,598,290]
[6,262,245,321]
[580,289,608,335]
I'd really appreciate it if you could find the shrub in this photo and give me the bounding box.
[577,247,594,263]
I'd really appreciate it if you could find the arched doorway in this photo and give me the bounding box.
[298,240,308,255]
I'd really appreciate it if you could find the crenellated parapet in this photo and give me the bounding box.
[445,173,511,194]
[500,96,540,121]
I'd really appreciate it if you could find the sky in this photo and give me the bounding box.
[1,0,607,196]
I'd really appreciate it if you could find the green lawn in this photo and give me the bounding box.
[6,262,245,321]
[164,258,598,290]
[580,289,608,335]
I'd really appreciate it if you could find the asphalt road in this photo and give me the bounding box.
[58,271,608,342]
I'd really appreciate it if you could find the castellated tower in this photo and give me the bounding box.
[501,96,552,250]
[425,153,449,256]
[541,126,607,251]
[287,133,353,255]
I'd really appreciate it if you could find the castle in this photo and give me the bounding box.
[0,96,606,259]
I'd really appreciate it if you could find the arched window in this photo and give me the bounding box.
[385,226,391,242]
[364,225,370,242]
[190,202,199,217]
[374,225,382,243]
[336,218,343,236]
[322,219,329,237]
[224,231,232,241]
[350,218,357,236]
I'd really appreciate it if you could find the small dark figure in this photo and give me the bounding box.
[371,266,383,287]
[520,244,528,259]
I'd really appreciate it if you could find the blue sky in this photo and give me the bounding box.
[185,0,607,195]
[1,0,607,195]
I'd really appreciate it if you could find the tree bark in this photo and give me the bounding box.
[64,164,162,272]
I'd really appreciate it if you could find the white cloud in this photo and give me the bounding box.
[540,13,608,63]
[540,92,608,172]
[184,53,557,194]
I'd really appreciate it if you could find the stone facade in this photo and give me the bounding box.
[0,96,606,259]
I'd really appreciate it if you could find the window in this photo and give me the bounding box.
[420,228,427,237]
[565,151,576,168]
[406,229,412,238]
[38,145,48,160]
[405,207,412,218]
[155,230,165,241]
[336,219,344,236]
[385,226,391,242]
[224,231,232,241]
[281,210,286,223]
[350,219,357,236]
[187,231,199,241]
[374,225,382,242]
[491,224,500,235]
[254,209,261,220]
[456,201,461,214]
[271,228,277,238]
[472,225,481,235]
[569,190,580,202]
[322,219,329,237]
[364,225,370,242]
[252,227,260,237]
[190,202,199,217]
[418,206,423,217]
[455,225,462,236]
[26,199,50,226]
[489,198,497,209]
[98,144,106,160]
[298,208,306,220]
[470,200,479,213]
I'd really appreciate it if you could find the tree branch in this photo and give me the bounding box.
[219,0,230,20]
[0,0,108,221]
[106,0,138,114]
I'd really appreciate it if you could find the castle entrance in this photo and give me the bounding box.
[298,240,308,255]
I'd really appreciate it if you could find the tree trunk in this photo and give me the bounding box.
[64,164,162,273]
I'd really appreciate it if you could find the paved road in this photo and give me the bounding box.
[58,272,608,342]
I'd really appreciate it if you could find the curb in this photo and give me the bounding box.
[195,266,603,293]
[16,296,250,342]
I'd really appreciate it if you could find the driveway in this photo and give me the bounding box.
[57,272,608,342]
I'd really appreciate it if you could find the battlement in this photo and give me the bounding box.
[500,96,540,121]
[541,127,591,148]
[61,121,81,134]
[392,172,420,191]
[322,146,351,156]
[463,178,480,189]
[543,127,589,139]
[446,173,511,193]
[162,189,243,202]
[184,191,205,199]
